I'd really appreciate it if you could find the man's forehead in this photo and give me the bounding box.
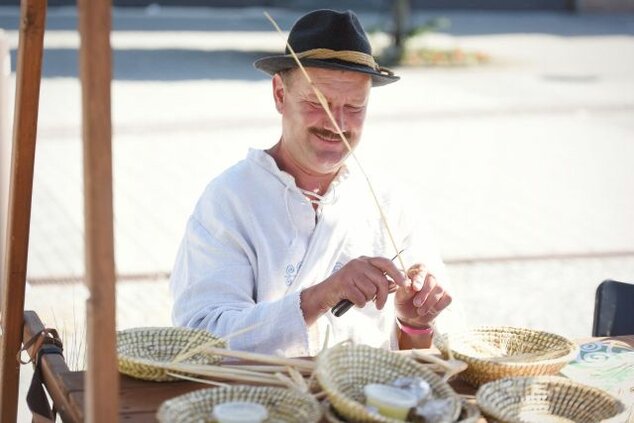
[285,67,372,87]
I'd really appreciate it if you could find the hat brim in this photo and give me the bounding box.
[254,55,399,87]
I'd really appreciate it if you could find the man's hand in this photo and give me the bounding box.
[300,256,409,325]
[395,263,452,328]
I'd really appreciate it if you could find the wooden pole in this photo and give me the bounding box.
[0,30,11,290]
[0,0,47,421]
[78,0,119,421]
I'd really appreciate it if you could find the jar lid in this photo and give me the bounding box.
[212,401,268,423]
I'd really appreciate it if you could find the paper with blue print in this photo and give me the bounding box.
[561,339,634,418]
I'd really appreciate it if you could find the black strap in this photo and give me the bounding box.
[24,331,64,422]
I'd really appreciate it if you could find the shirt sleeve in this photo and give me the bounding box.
[170,211,311,357]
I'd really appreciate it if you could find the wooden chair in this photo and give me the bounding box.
[592,279,634,337]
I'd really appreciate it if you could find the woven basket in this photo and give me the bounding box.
[435,327,578,387]
[117,326,226,381]
[316,343,461,423]
[323,398,480,423]
[156,385,323,422]
[476,376,626,423]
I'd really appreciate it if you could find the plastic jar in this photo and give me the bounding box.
[364,383,419,421]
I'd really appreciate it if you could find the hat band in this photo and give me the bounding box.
[285,48,395,77]
[294,48,381,70]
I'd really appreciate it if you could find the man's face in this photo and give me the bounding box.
[273,67,372,176]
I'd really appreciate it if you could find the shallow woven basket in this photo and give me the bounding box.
[435,327,579,387]
[476,376,626,423]
[316,343,461,423]
[156,385,323,422]
[117,326,226,381]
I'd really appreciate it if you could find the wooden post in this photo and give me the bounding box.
[78,0,119,421]
[0,30,11,291]
[0,0,46,421]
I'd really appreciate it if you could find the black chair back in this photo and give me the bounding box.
[592,279,634,337]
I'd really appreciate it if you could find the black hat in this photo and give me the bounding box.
[254,9,399,87]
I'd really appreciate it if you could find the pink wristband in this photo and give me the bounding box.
[396,319,433,336]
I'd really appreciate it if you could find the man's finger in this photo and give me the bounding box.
[413,273,436,307]
[418,283,444,315]
[373,273,389,310]
[360,266,391,310]
[421,292,452,317]
[435,292,452,313]
[348,286,369,308]
[368,257,409,288]
[354,275,379,300]
[407,263,426,279]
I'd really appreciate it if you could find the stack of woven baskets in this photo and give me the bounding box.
[435,326,627,422]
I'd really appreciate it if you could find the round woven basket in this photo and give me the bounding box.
[435,327,578,387]
[156,385,323,422]
[476,376,626,423]
[316,343,461,423]
[117,326,226,381]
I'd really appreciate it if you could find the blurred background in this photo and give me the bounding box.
[0,1,633,420]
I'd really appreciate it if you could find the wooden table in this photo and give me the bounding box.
[23,311,634,422]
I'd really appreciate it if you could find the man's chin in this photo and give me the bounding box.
[312,152,349,172]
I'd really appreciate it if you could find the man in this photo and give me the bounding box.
[170,9,461,356]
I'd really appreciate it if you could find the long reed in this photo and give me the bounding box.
[159,362,288,386]
[203,346,315,371]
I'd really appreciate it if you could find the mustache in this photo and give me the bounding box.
[309,127,352,141]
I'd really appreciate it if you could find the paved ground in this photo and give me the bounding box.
[0,6,632,421]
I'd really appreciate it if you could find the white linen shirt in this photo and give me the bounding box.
[170,149,461,357]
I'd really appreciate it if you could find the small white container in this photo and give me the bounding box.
[212,401,268,423]
[364,383,418,421]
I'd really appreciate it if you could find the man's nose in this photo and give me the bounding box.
[325,106,346,132]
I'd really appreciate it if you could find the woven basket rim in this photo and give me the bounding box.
[322,397,481,423]
[117,326,224,343]
[117,326,225,359]
[116,326,223,340]
[436,326,579,367]
[476,375,627,421]
[157,385,323,422]
[117,326,226,381]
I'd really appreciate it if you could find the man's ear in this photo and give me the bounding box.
[272,73,285,114]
